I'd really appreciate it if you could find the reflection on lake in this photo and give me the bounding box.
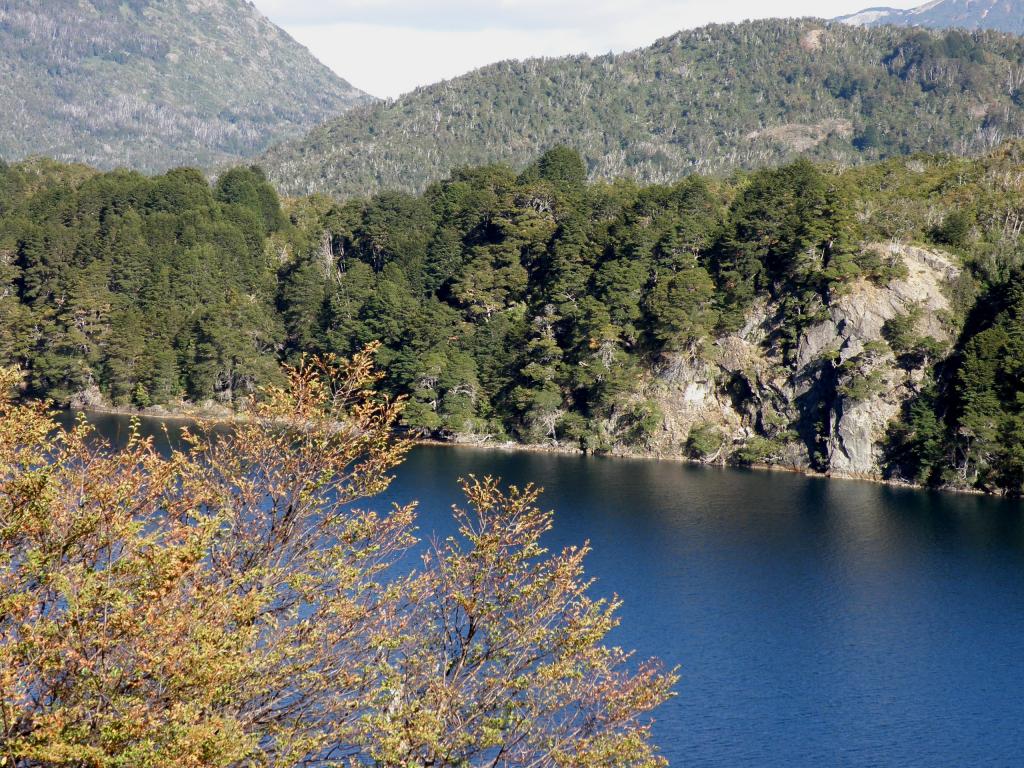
[78,412,1024,767]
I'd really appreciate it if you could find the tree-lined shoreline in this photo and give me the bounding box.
[5,145,1024,495]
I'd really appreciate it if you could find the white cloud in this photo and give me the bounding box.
[253,0,924,98]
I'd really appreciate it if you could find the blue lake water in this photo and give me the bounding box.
[81,414,1024,766]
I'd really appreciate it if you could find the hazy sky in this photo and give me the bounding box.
[252,0,922,99]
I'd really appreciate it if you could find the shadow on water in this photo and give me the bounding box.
[72,415,1024,767]
[55,410,230,455]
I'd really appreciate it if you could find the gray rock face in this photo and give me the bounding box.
[821,245,957,476]
[644,243,960,478]
[802,246,954,475]
[70,385,105,411]
[646,351,747,456]
[829,394,902,476]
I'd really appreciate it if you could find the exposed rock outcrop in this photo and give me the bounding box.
[642,243,960,478]
[816,244,958,476]
[69,385,105,412]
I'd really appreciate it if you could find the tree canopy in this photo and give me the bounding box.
[6,144,1024,493]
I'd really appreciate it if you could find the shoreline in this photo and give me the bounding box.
[413,436,993,498]
[74,403,996,500]
[73,402,246,423]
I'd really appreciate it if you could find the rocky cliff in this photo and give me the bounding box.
[636,244,959,480]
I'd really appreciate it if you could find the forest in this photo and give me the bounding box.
[3,145,1024,494]
[263,19,1024,198]
[0,0,367,171]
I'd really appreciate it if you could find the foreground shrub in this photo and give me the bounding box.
[0,349,675,767]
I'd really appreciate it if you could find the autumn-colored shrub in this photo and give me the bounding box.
[0,348,675,767]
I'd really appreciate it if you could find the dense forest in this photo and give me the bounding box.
[3,146,1024,494]
[0,0,369,171]
[263,19,1024,198]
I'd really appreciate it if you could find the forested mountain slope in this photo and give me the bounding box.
[5,146,1024,495]
[262,19,1024,198]
[839,0,1024,35]
[0,0,370,172]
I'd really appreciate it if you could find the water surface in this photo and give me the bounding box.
[81,414,1024,766]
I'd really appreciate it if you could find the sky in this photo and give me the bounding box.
[252,0,924,99]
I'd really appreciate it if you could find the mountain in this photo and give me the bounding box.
[838,0,1024,34]
[261,19,1024,199]
[0,0,371,172]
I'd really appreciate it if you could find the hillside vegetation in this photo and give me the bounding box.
[5,146,1024,494]
[262,19,1024,199]
[0,0,370,171]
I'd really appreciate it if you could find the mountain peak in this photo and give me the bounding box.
[837,0,1024,34]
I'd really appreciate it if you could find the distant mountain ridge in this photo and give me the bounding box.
[0,0,372,171]
[837,0,1024,34]
[260,18,1024,199]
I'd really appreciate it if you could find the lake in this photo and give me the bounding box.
[80,413,1024,766]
